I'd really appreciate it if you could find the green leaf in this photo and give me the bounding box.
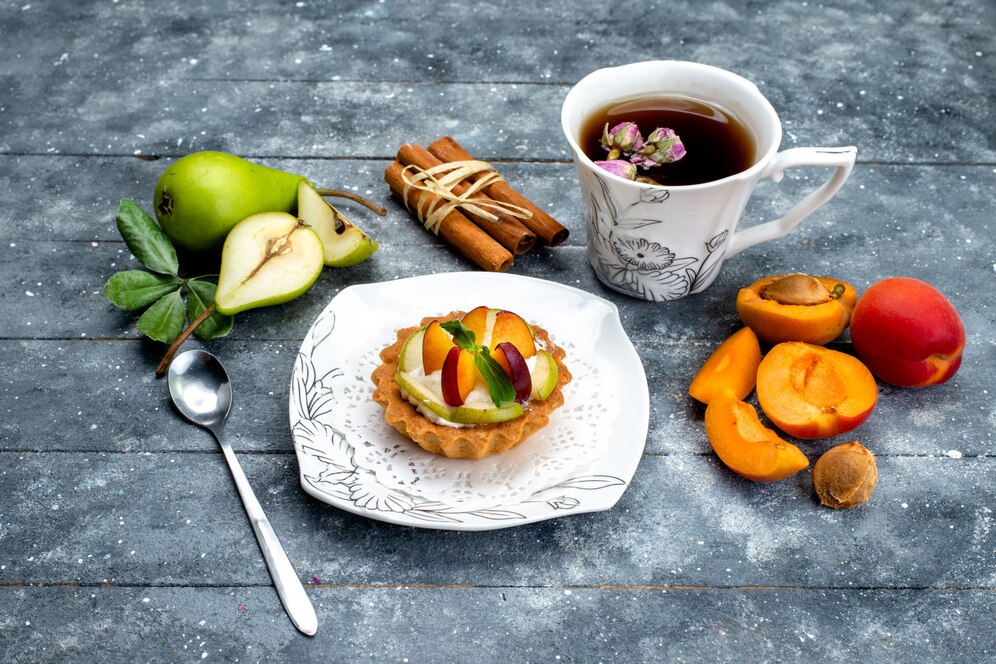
[440,320,477,350]
[137,290,185,343]
[102,270,181,311]
[116,199,179,275]
[474,346,517,407]
[187,279,234,340]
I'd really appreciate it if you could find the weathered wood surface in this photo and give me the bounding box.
[0,0,993,661]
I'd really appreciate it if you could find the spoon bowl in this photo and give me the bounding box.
[168,349,233,433]
[166,349,318,636]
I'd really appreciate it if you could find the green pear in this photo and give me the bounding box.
[296,181,378,267]
[214,212,324,315]
[529,350,559,400]
[154,151,310,253]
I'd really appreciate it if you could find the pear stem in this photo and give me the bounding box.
[155,304,216,377]
[314,188,387,216]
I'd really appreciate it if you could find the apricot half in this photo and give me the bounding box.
[850,277,965,387]
[688,326,762,404]
[736,274,857,345]
[704,387,809,482]
[756,342,878,439]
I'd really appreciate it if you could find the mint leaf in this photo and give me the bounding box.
[116,199,179,276]
[187,279,234,339]
[474,346,516,407]
[137,290,185,343]
[440,320,477,350]
[103,270,181,311]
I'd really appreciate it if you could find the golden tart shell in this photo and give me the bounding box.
[371,312,572,460]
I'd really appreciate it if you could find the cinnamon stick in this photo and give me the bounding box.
[384,160,513,272]
[428,136,570,247]
[396,143,536,255]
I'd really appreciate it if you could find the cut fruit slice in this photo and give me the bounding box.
[398,327,426,373]
[296,181,378,267]
[688,326,762,404]
[496,341,531,402]
[705,386,809,482]
[422,320,455,375]
[441,346,477,406]
[460,306,491,345]
[491,311,536,358]
[528,350,559,401]
[396,371,524,424]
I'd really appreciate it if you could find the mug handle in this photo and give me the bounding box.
[726,146,857,258]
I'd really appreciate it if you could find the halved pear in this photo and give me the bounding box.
[529,350,559,401]
[296,181,378,267]
[214,212,325,315]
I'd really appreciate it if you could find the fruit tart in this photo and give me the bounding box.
[371,306,572,459]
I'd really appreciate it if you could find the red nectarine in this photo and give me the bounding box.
[850,277,965,387]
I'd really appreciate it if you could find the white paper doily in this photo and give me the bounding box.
[290,273,649,530]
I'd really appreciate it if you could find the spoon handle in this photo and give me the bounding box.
[215,434,318,636]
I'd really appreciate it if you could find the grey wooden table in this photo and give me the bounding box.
[1,1,993,662]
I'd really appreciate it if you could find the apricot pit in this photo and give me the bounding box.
[812,441,877,509]
[737,274,857,345]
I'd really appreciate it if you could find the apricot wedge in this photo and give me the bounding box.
[460,305,491,345]
[689,326,762,404]
[704,387,809,482]
[756,342,878,439]
[422,320,455,374]
[491,310,536,374]
[736,275,857,345]
[441,346,478,406]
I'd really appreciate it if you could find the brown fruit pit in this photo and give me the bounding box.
[761,273,832,306]
[812,440,878,509]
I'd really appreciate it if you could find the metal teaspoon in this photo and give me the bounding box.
[167,349,318,636]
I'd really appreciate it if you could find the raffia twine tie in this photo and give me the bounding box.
[400,160,533,234]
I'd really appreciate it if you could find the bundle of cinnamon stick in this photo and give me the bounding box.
[384,136,569,272]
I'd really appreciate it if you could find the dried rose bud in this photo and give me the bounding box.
[632,127,686,167]
[601,122,643,160]
[595,159,637,180]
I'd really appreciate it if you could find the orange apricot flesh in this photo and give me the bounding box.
[736,275,857,345]
[461,305,490,345]
[422,320,455,374]
[689,326,762,404]
[704,387,809,482]
[756,342,878,439]
[491,311,536,375]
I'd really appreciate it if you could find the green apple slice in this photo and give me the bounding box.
[398,327,426,373]
[297,181,378,267]
[396,370,524,425]
[529,350,559,400]
[214,212,324,315]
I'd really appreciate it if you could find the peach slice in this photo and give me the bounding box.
[460,305,491,345]
[422,320,455,374]
[491,310,536,374]
[440,346,478,406]
[704,387,809,482]
[688,326,762,404]
[757,342,878,439]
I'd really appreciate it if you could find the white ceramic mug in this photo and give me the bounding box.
[561,61,857,301]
